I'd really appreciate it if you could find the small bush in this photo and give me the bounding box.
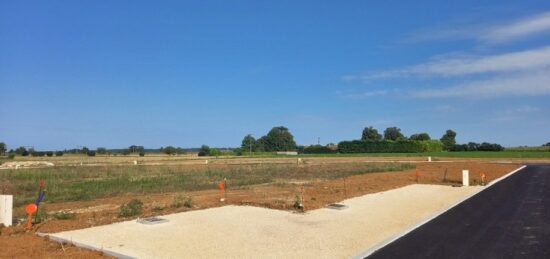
[8,153,15,159]
[119,199,143,217]
[151,202,165,212]
[87,151,96,157]
[172,194,192,208]
[34,205,49,224]
[53,211,75,220]
[46,151,54,157]
[55,151,64,156]
[139,152,145,157]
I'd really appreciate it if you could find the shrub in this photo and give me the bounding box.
[119,199,143,217]
[31,151,46,157]
[55,151,64,156]
[198,145,210,156]
[139,152,145,157]
[450,142,504,152]
[46,151,53,157]
[338,140,443,153]
[87,151,96,157]
[8,153,15,159]
[53,211,75,220]
[172,194,192,208]
[303,145,338,154]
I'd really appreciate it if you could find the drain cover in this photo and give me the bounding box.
[326,203,348,210]
[137,217,169,225]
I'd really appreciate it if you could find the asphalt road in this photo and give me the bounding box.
[365,164,550,259]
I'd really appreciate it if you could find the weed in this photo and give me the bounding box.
[172,194,192,208]
[119,199,143,217]
[53,211,75,220]
[152,202,165,212]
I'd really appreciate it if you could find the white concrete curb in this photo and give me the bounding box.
[354,165,527,259]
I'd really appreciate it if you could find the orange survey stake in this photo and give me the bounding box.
[26,203,37,228]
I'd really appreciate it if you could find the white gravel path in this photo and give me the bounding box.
[49,184,480,259]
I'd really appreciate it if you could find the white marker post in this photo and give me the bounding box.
[0,195,13,227]
[462,170,470,186]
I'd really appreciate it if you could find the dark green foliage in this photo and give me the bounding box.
[15,147,29,156]
[31,151,46,157]
[544,142,550,147]
[233,148,243,156]
[440,129,457,151]
[338,140,443,153]
[198,145,210,156]
[87,151,96,157]
[96,147,108,155]
[162,146,177,155]
[128,145,144,153]
[55,151,64,156]
[139,152,145,157]
[46,151,54,157]
[241,134,257,152]
[303,145,338,154]
[8,153,15,159]
[383,127,406,141]
[0,142,6,155]
[409,133,431,141]
[119,199,143,217]
[257,126,297,151]
[450,142,503,152]
[361,127,382,141]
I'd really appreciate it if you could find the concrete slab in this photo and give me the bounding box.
[49,184,480,258]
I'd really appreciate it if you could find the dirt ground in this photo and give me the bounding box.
[0,161,520,258]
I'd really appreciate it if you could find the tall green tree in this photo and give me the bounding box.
[409,133,431,141]
[241,134,257,152]
[0,142,6,155]
[259,126,297,151]
[383,127,406,141]
[440,129,457,150]
[198,145,210,156]
[162,146,177,155]
[361,127,382,141]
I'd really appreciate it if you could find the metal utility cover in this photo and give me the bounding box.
[326,203,348,210]
[137,217,169,225]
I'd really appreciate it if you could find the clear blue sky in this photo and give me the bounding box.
[1,1,550,150]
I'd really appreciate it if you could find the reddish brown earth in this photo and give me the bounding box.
[1,162,519,258]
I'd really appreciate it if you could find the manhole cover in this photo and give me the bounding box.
[326,203,348,210]
[137,217,169,225]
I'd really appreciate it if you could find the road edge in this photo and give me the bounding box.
[354,165,527,259]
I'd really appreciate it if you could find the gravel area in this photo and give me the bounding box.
[49,184,480,258]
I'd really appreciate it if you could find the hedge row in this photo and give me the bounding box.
[338,140,443,153]
[450,142,504,152]
[301,145,338,154]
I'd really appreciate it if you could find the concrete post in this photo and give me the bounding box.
[0,195,13,227]
[462,170,469,186]
[428,156,432,162]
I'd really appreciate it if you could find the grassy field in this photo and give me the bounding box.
[1,163,414,206]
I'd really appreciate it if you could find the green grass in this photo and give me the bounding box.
[1,163,413,206]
